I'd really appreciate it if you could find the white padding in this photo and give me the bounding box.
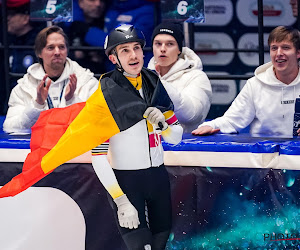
[0,187,86,250]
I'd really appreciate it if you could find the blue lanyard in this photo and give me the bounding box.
[46,80,67,109]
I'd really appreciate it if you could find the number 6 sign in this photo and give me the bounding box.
[161,0,205,23]
[177,1,188,15]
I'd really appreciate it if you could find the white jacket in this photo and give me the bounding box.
[200,62,300,138]
[3,58,99,133]
[148,47,212,133]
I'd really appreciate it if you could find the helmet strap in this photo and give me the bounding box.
[112,49,124,73]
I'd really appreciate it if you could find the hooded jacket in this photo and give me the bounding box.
[148,47,212,133]
[200,61,300,137]
[3,58,99,134]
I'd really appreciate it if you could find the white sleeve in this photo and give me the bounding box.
[3,87,46,134]
[199,80,255,133]
[92,154,124,199]
[161,111,183,145]
[164,71,212,125]
[161,124,183,145]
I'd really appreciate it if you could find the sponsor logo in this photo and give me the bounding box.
[212,84,229,93]
[205,5,226,14]
[208,72,237,105]
[252,4,282,17]
[196,0,233,26]
[264,233,300,244]
[159,28,174,34]
[196,42,218,55]
[281,100,295,104]
[236,0,296,27]
[238,33,270,66]
[195,33,234,66]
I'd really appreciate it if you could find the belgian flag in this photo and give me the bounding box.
[0,68,173,198]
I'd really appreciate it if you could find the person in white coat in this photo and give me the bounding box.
[3,25,99,134]
[148,22,212,133]
[192,26,300,138]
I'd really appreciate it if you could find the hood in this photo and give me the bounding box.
[180,46,203,70]
[27,58,74,82]
[148,47,203,80]
[254,61,300,87]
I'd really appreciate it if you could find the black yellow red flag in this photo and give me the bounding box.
[0,68,173,198]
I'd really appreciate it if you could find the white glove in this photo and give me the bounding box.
[114,194,140,229]
[143,107,168,131]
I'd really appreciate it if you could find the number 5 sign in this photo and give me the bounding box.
[161,0,205,23]
[30,0,73,22]
[46,0,58,14]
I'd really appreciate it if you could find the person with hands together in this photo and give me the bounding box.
[193,26,300,138]
[91,24,183,250]
[3,25,99,134]
[36,73,77,105]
